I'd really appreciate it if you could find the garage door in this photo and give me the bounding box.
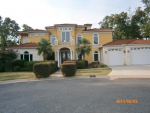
[108,49,123,66]
[130,47,150,65]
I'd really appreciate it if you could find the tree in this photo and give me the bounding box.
[36,38,53,60]
[22,24,33,31]
[142,0,150,14]
[6,40,18,47]
[76,38,92,60]
[0,16,20,51]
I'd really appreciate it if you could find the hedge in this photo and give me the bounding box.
[33,62,57,78]
[0,62,5,72]
[77,60,85,69]
[48,60,59,71]
[100,63,108,68]
[27,61,46,71]
[14,66,21,72]
[89,61,100,68]
[63,60,77,68]
[12,60,27,69]
[61,63,76,77]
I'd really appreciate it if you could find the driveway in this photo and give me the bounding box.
[109,65,150,78]
[0,78,150,113]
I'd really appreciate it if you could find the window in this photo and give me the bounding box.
[59,28,63,31]
[62,32,70,42]
[30,34,33,37]
[35,33,39,36]
[93,34,99,45]
[69,28,72,31]
[64,28,67,31]
[24,51,29,61]
[23,37,28,43]
[41,33,45,36]
[20,51,33,61]
[93,51,99,61]
[30,54,33,61]
[51,35,56,45]
[20,54,23,59]
[76,34,82,44]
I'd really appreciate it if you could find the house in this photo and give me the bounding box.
[103,39,150,66]
[7,23,114,66]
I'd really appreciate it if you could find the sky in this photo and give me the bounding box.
[0,0,144,30]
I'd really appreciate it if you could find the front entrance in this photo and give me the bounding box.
[61,52,70,63]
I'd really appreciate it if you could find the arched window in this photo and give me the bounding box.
[24,51,29,61]
[76,34,82,44]
[93,34,99,45]
[93,51,99,61]
[51,35,56,45]
[20,51,33,61]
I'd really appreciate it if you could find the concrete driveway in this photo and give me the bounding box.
[108,65,150,78]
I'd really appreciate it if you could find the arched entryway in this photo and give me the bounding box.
[56,47,73,67]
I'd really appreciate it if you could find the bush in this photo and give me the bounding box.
[61,63,76,77]
[48,60,59,71]
[33,62,57,78]
[14,66,21,72]
[77,60,85,69]
[27,61,46,71]
[63,60,77,68]
[20,68,29,72]
[100,63,107,68]
[0,62,5,72]
[89,62,100,68]
[23,61,28,68]
[84,60,88,68]
[12,60,27,69]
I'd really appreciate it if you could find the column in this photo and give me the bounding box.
[70,50,72,60]
[57,50,59,67]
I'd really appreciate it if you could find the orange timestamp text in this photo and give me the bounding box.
[116,99,138,104]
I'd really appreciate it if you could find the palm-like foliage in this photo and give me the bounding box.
[76,38,91,60]
[36,38,53,60]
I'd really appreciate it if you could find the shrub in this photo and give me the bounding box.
[0,62,5,72]
[100,63,108,68]
[14,66,21,72]
[77,60,85,69]
[12,60,27,69]
[27,61,46,71]
[23,61,28,68]
[84,60,88,68]
[89,62,100,68]
[49,62,56,74]
[20,68,29,72]
[63,60,77,68]
[61,63,76,77]
[34,63,51,78]
[48,60,59,71]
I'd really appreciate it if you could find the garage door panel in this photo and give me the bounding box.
[108,49,123,66]
[130,47,150,65]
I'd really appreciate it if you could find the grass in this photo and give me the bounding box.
[0,72,35,81]
[76,68,112,76]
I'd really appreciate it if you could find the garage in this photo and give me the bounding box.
[130,47,150,65]
[108,49,123,66]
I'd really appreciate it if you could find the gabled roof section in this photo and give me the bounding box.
[103,39,150,46]
[7,42,37,48]
[17,29,49,34]
[83,28,114,32]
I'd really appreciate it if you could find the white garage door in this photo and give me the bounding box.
[130,47,150,65]
[108,49,123,66]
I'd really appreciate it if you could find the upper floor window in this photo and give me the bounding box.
[30,34,33,37]
[35,33,39,36]
[59,28,63,31]
[93,33,99,45]
[62,32,70,42]
[76,34,82,44]
[68,28,72,31]
[64,28,67,31]
[59,27,72,31]
[51,35,56,45]
[23,36,28,44]
[41,33,45,36]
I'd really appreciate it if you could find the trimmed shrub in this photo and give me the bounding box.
[49,62,56,74]
[20,68,29,72]
[63,60,77,68]
[12,60,27,69]
[89,61,100,68]
[0,62,5,72]
[77,60,85,69]
[23,61,28,68]
[27,61,46,71]
[61,63,76,77]
[100,63,108,68]
[48,60,59,71]
[14,66,21,72]
[84,60,88,68]
[33,63,51,78]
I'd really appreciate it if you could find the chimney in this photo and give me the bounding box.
[84,24,92,29]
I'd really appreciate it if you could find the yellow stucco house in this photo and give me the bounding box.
[8,24,114,67]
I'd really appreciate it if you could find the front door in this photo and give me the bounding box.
[61,51,70,63]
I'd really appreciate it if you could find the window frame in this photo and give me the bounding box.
[35,33,39,36]
[93,33,99,45]
[51,34,56,45]
[76,34,82,44]
[41,33,45,37]
[93,50,100,61]
[30,34,33,37]
[59,28,63,31]
[61,31,71,42]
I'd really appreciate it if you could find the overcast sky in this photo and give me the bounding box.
[0,0,144,30]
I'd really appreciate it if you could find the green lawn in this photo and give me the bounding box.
[0,72,35,81]
[76,68,112,76]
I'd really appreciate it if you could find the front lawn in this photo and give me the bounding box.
[0,72,35,81]
[76,68,112,76]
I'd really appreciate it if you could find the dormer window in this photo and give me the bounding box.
[35,33,39,36]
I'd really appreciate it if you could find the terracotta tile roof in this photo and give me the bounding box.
[83,28,114,32]
[18,29,49,34]
[7,42,37,48]
[103,39,150,46]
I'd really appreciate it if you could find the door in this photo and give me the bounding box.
[130,47,150,65]
[61,52,70,63]
[108,49,123,66]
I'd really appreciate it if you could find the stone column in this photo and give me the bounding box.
[57,50,59,67]
[70,50,72,60]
